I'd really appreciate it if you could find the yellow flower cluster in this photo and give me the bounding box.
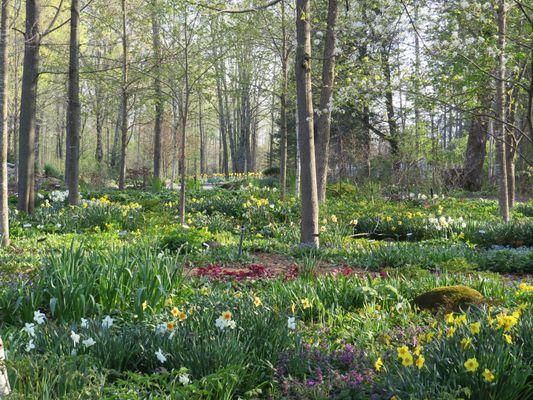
[396,345,424,369]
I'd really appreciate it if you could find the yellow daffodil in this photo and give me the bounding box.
[402,353,413,366]
[178,311,187,321]
[142,301,148,311]
[470,322,481,335]
[464,357,479,372]
[460,337,472,350]
[291,303,296,314]
[171,307,180,317]
[416,355,425,369]
[166,298,173,307]
[455,314,467,326]
[447,326,456,338]
[301,298,311,309]
[167,321,175,331]
[375,357,383,372]
[414,345,422,356]
[445,312,455,325]
[330,215,338,223]
[482,368,495,382]
[253,296,262,307]
[503,333,512,344]
[397,345,410,359]
[222,311,232,321]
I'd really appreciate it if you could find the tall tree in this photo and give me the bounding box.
[296,0,319,248]
[315,0,338,202]
[18,0,41,214]
[495,0,509,221]
[279,0,289,199]
[151,0,163,181]
[66,0,81,205]
[118,0,129,190]
[0,0,9,246]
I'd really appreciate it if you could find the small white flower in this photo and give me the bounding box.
[102,315,114,329]
[287,317,296,330]
[156,322,168,335]
[479,230,486,234]
[179,374,190,385]
[155,348,167,363]
[80,318,89,328]
[34,310,46,325]
[82,337,96,348]
[24,323,36,337]
[70,331,80,346]
[215,316,226,331]
[157,252,164,259]
[25,339,35,352]
[226,320,236,329]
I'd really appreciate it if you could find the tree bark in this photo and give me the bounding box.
[0,0,9,246]
[215,68,229,177]
[296,0,319,248]
[279,0,288,199]
[118,0,128,190]
[0,335,10,396]
[495,0,509,221]
[199,95,205,174]
[462,106,489,191]
[315,0,338,203]
[18,0,40,214]
[151,0,163,180]
[66,0,80,205]
[381,46,399,159]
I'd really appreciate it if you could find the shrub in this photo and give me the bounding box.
[160,226,215,254]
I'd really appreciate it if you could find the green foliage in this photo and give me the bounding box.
[43,163,63,180]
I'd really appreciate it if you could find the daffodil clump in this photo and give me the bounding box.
[378,304,531,399]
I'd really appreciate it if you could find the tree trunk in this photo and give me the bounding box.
[170,97,178,189]
[0,335,10,396]
[462,108,488,191]
[66,0,80,205]
[381,46,399,159]
[215,70,229,177]
[118,0,128,190]
[315,0,338,203]
[296,0,319,248]
[151,0,163,180]
[0,0,9,246]
[95,105,103,164]
[495,0,509,221]
[198,96,206,174]
[18,0,40,214]
[362,105,371,178]
[279,0,288,199]
[506,133,516,209]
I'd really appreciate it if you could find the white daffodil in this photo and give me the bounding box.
[70,331,80,346]
[178,374,190,385]
[155,348,167,363]
[102,315,114,329]
[25,339,35,352]
[80,318,89,328]
[287,317,296,330]
[33,310,46,325]
[23,323,36,337]
[82,337,96,348]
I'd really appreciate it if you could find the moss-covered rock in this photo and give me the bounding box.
[413,285,483,312]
